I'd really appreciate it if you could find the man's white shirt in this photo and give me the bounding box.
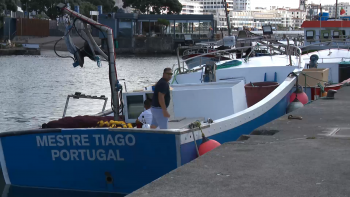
[138,109,152,124]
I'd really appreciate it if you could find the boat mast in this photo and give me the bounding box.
[222,0,231,36]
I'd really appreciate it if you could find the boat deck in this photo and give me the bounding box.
[168,117,205,130]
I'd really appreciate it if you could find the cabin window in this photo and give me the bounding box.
[323,32,329,39]
[333,31,340,38]
[320,30,331,41]
[126,95,145,120]
[306,30,315,40]
[342,30,346,38]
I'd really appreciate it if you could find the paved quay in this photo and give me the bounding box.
[127,86,350,197]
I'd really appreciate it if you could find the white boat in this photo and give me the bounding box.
[181,36,236,70]
[0,5,305,195]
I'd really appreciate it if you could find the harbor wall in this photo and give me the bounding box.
[106,37,174,54]
[16,18,49,37]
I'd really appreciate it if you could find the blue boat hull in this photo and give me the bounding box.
[0,130,179,194]
[0,89,292,194]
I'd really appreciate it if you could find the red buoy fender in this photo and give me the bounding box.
[290,92,308,105]
[199,140,221,156]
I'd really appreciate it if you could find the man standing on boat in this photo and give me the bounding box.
[151,68,173,129]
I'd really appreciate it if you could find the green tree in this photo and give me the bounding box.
[21,0,81,20]
[21,0,115,20]
[83,0,115,13]
[111,6,119,12]
[158,18,169,35]
[0,0,18,28]
[122,0,182,14]
[80,1,97,17]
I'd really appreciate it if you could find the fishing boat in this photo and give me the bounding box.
[181,35,235,70]
[301,13,350,53]
[0,4,305,195]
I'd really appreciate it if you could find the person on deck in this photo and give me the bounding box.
[136,99,153,127]
[151,68,173,129]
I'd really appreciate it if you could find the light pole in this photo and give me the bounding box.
[26,0,31,19]
[222,0,231,36]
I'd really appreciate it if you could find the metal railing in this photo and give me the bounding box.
[182,47,217,56]
[62,92,108,118]
[305,35,350,45]
[175,43,302,74]
[302,39,350,50]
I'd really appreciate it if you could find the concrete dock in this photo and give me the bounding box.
[127,86,350,197]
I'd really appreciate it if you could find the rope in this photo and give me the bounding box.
[171,68,180,84]
[189,120,203,157]
[171,67,192,84]
[54,25,75,61]
[190,120,207,139]
[317,82,325,93]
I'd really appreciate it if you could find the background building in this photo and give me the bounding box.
[180,0,203,14]
[229,7,306,29]
[323,2,350,18]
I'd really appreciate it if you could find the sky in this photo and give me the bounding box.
[251,0,350,9]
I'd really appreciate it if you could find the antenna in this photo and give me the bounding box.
[335,0,338,19]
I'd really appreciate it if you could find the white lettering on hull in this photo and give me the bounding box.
[51,149,124,161]
[37,134,135,147]
[38,134,133,161]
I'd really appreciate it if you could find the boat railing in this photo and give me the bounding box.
[318,57,350,63]
[175,43,302,74]
[302,55,350,63]
[302,39,350,52]
[182,47,218,56]
[305,35,350,45]
[301,40,350,62]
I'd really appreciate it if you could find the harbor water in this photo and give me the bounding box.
[0,50,177,132]
[0,51,178,196]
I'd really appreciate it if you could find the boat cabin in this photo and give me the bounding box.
[301,19,350,48]
[112,80,247,129]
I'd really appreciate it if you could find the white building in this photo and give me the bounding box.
[230,10,285,29]
[228,7,307,29]
[287,9,306,28]
[323,2,350,18]
[190,0,250,13]
[180,0,203,14]
[187,0,250,30]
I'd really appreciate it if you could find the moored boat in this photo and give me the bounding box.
[0,4,306,195]
[301,16,350,52]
